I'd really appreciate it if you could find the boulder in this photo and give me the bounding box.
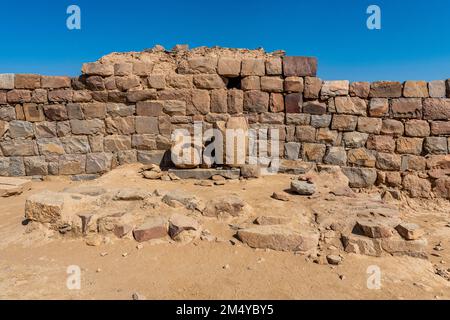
[290,180,315,195]
[203,196,251,217]
[162,190,205,212]
[395,223,425,240]
[168,213,201,241]
[133,217,168,242]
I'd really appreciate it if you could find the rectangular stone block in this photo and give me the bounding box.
[335,97,367,115]
[86,152,113,174]
[260,77,283,92]
[135,116,159,134]
[331,115,358,131]
[58,154,86,175]
[193,74,226,89]
[1,140,37,156]
[82,62,114,76]
[428,81,446,98]
[265,57,282,75]
[241,58,265,76]
[367,135,395,153]
[24,156,48,176]
[41,76,71,89]
[284,76,304,93]
[368,98,389,117]
[381,119,404,136]
[391,98,422,118]
[302,143,326,162]
[241,76,261,90]
[60,136,91,154]
[217,57,241,77]
[357,117,382,134]
[114,63,133,76]
[423,98,450,120]
[136,101,164,117]
[227,90,243,114]
[243,91,269,113]
[431,121,450,135]
[34,122,57,138]
[23,103,45,122]
[369,81,402,98]
[321,80,349,97]
[283,57,317,77]
[349,82,370,98]
[396,137,423,155]
[104,135,131,152]
[403,81,428,98]
[70,119,105,135]
[15,74,41,89]
[7,90,31,103]
[132,62,154,76]
[0,74,15,89]
[405,120,430,137]
[81,103,107,119]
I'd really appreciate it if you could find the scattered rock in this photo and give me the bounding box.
[132,292,146,300]
[133,217,168,242]
[142,171,163,179]
[240,165,261,178]
[356,220,394,239]
[254,215,290,226]
[168,213,200,241]
[290,180,315,195]
[85,234,103,246]
[113,188,150,201]
[271,192,289,201]
[195,180,214,187]
[326,254,342,265]
[395,223,424,240]
[203,196,252,217]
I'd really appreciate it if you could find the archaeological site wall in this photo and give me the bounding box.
[1,45,450,198]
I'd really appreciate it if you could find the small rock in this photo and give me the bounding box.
[214,180,226,186]
[195,180,214,187]
[132,292,146,300]
[271,192,289,201]
[326,254,342,265]
[136,243,144,250]
[85,234,103,246]
[122,252,128,257]
[113,188,150,201]
[96,268,102,273]
[100,252,108,257]
[223,264,230,270]
[290,180,315,195]
[211,175,226,181]
[142,170,163,180]
[339,274,346,280]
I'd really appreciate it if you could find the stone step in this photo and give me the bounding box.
[168,168,240,180]
[0,177,32,197]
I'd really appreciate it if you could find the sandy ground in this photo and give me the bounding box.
[0,167,449,300]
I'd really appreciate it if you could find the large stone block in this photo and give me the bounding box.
[60,136,91,154]
[37,138,65,155]
[341,167,377,188]
[428,81,446,98]
[321,80,349,97]
[368,98,389,117]
[423,98,450,120]
[1,140,37,156]
[334,97,367,115]
[0,74,15,89]
[86,152,113,174]
[403,81,428,98]
[310,114,332,128]
[241,76,260,90]
[9,120,34,138]
[243,90,269,113]
[135,116,159,134]
[43,104,68,121]
[265,57,282,75]
[41,76,71,89]
[105,116,135,135]
[302,143,326,162]
[82,62,114,76]
[132,62,154,76]
[324,146,347,166]
[7,90,31,103]
[260,77,283,92]
[304,77,322,99]
[217,57,241,77]
[34,121,57,138]
[331,115,357,131]
[179,57,217,74]
[391,98,422,118]
[127,89,157,103]
[210,89,228,113]
[376,152,401,171]
[70,119,105,135]
[241,58,265,76]
[80,102,107,119]
[404,119,430,137]
[357,117,382,134]
[396,137,423,155]
[347,148,376,167]
[381,119,404,136]
[24,156,48,176]
[295,125,316,143]
[116,75,141,91]
[367,135,395,153]
[431,121,450,135]
[402,174,431,198]
[283,56,317,77]
[316,128,339,145]
[104,135,132,152]
[166,74,193,89]
[349,82,370,98]
[193,74,226,89]
[423,137,448,154]
[284,76,304,93]
[343,132,369,148]
[15,74,41,89]
[58,154,86,175]
[369,81,402,98]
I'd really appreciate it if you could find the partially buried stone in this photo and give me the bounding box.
[290,180,315,195]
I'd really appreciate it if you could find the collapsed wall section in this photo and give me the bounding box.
[0,45,450,199]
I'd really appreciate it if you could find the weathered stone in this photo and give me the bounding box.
[9,120,34,138]
[203,196,251,217]
[243,90,269,113]
[135,116,159,134]
[70,119,105,135]
[291,180,315,195]
[357,117,382,134]
[321,80,349,97]
[304,77,322,99]
[343,132,369,148]
[0,74,15,89]
[369,98,389,117]
[303,101,326,115]
[331,115,357,131]
[15,74,41,89]
[341,167,377,188]
[240,58,265,76]
[405,120,430,137]
[431,121,450,135]
[334,97,367,115]
[284,142,300,160]
[381,119,404,136]
[369,81,402,98]
[265,57,282,75]
[424,137,448,154]
[284,93,302,113]
[137,150,167,166]
[428,81,446,98]
[41,76,71,89]
[403,81,428,97]
[237,225,319,252]
[323,147,347,166]
[104,135,131,152]
[241,76,260,90]
[7,90,31,104]
[342,234,382,257]
[31,89,48,103]
[269,93,284,113]
[316,128,339,145]
[401,155,426,172]
[366,135,395,153]
[376,152,401,171]
[302,143,326,163]
[217,57,241,77]
[356,220,394,238]
[240,165,261,178]
[43,104,68,121]
[193,74,226,89]
[433,176,450,198]
[395,223,424,240]
[24,191,65,223]
[423,98,450,120]
[58,154,86,175]
[402,174,431,198]
[347,148,376,167]
[310,115,331,128]
[260,77,283,92]
[168,213,200,240]
[381,235,427,258]
[21,103,44,122]
[396,137,423,155]
[116,76,141,91]
[283,56,317,77]
[127,89,157,103]
[82,62,114,76]
[24,156,48,175]
[210,89,228,113]
[60,136,91,154]
[133,217,168,242]
[106,103,135,118]
[349,82,370,98]
[1,140,37,156]
[284,76,303,93]
[391,98,422,118]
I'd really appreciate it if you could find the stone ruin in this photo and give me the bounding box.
[1,44,449,269]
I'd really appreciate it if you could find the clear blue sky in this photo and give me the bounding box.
[0,0,449,81]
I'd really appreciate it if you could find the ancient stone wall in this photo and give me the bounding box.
[1,45,450,198]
